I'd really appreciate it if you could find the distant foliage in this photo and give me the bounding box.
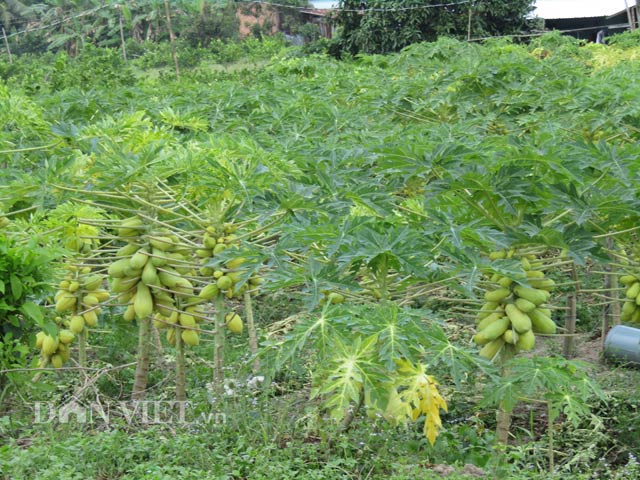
[334,0,536,55]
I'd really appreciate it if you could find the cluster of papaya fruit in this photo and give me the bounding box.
[38,265,108,367]
[109,216,204,346]
[197,224,262,304]
[474,251,557,360]
[620,274,640,323]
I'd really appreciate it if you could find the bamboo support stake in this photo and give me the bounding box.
[244,292,259,374]
[119,10,127,61]
[563,294,576,359]
[78,328,87,368]
[1,27,12,64]
[608,237,621,327]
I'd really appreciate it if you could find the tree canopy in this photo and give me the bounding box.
[333,0,536,55]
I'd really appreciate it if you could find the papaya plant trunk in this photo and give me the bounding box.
[132,316,151,400]
[496,402,512,445]
[78,328,87,368]
[547,400,555,472]
[175,327,186,402]
[213,295,226,394]
[244,292,259,374]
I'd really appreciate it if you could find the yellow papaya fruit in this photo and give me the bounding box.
[225,313,243,334]
[70,315,85,333]
[35,331,46,349]
[83,309,98,327]
[505,304,532,333]
[484,288,511,303]
[627,282,640,299]
[620,274,638,286]
[529,309,556,334]
[108,258,131,278]
[51,354,64,369]
[477,301,499,321]
[181,329,199,346]
[515,329,536,351]
[129,248,149,270]
[216,276,233,291]
[141,261,158,286]
[58,330,75,345]
[199,284,220,300]
[134,282,153,319]
[149,236,173,251]
[514,286,548,306]
[515,297,537,313]
[477,311,505,331]
[81,274,103,291]
[42,335,58,356]
[478,317,510,340]
[479,338,505,360]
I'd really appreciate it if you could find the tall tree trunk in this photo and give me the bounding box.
[163,0,180,79]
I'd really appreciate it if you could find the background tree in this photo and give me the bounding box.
[333,0,536,55]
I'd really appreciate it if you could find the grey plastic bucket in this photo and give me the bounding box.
[604,325,640,365]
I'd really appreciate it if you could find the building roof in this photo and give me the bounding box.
[533,0,628,19]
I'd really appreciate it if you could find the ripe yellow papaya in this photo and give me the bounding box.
[515,329,535,351]
[181,329,199,346]
[505,304,532,333]
[477,301,499,321]
[626,282,640,299]
[141,261,158,286]
[179,313,196,328]
[70,315,85,333]
[620,274,638,286]
[35,331,46,349]
[134,282,153,319]
[477,311,505,331]
[129,248,149,270]
[484,288,511,303]
[82,274,103,291]
[55,295,76,314]
[58,330,75,345]
[515,298,536,313]
[199,283,220,300]
[216,276,233,291]
[225,313,243,334]
[478,317,510,340]
[514,286,548,306]
[83,309,98,327]
[149,236,173,252]
[479,338,505,360]
[108,258,131,278]
[51,354,64,369]
[42,335,59,356]
[529,309,556,334]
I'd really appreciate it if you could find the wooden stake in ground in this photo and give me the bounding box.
[78,328,87,368]
[163,0,180,79]
[175,326,186,402]
[118,10,128,61]
[563,294,577,358]
[213,295,226,394]
[244,291,259,374]
[2,27,12,64]
[132,316,151,400]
